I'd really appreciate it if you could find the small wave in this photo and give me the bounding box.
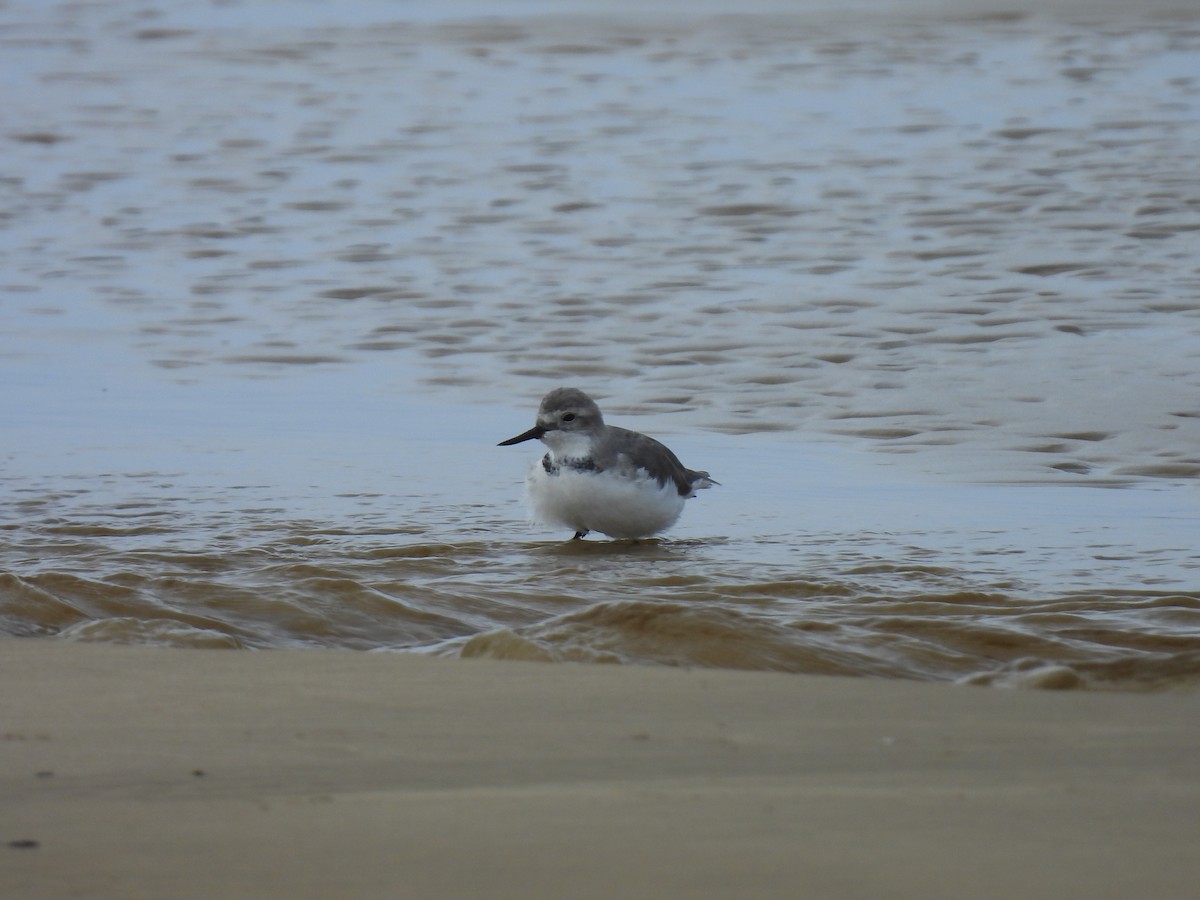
[456,600,933,676]
[58,617,244,649]
[448,590,1200,691]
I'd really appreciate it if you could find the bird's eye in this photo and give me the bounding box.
[562,413,576,423]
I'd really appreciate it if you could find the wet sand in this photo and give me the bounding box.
[3,640,1199,898]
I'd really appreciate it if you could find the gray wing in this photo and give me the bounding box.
[599,426,712,497]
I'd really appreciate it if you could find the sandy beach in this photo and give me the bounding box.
[3,0,1199,894]
[3,640,1198,898]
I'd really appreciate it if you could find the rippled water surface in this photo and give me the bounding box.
[3,0,1199,689]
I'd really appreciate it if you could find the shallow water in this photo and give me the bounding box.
[2,0,1199,689]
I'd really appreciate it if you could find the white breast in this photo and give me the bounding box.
[525,463,686,539]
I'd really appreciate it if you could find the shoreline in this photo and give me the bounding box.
[4,641,1198,898]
